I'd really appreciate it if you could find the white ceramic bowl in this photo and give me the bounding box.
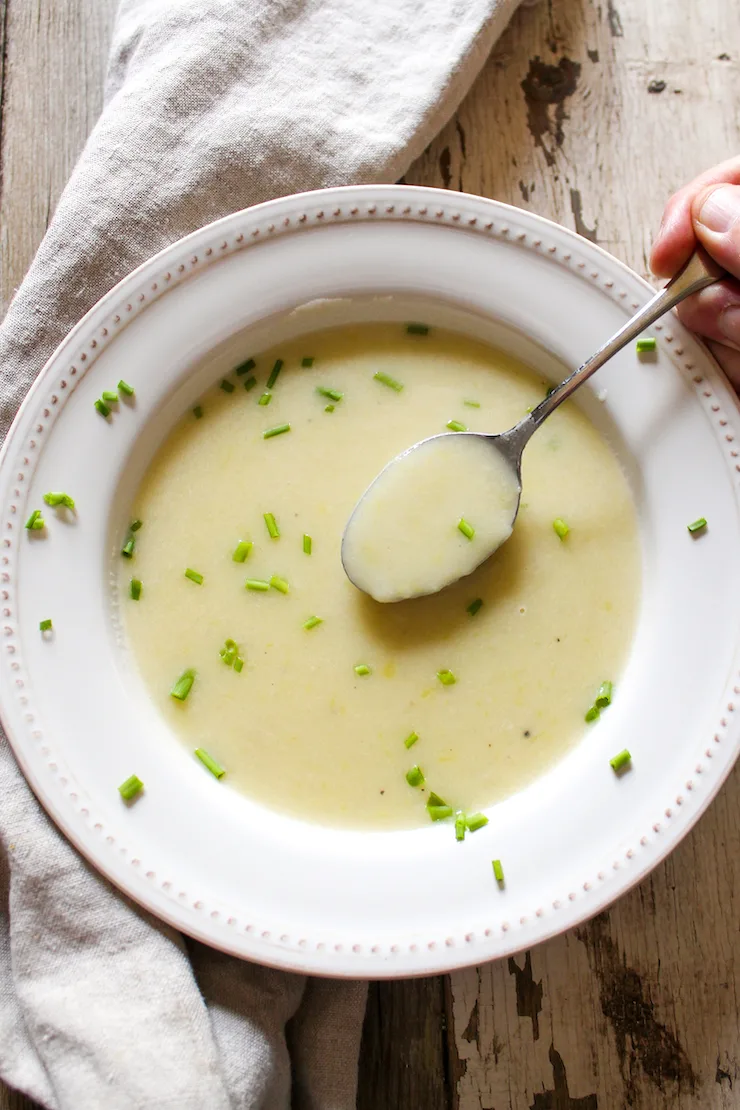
[2,185,739,977]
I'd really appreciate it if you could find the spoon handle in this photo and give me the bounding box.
[518,247,724,439]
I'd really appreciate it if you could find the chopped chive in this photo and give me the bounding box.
[428,805,453,821]
[258,392,272,406]
[688,517,707,534]
[130,578,142,600]
[301,356,314,368]
[266,359,283,389]
[130,519,143,532]
[224,638,237,650]
[39,618,52,632]
[43,492,75,510]
[463,399,481,408]
[447,420,468,433]
[595,680,613,708]
[437,669,457,685]
[427,791,447,807]
[245,578,270,591]
[222,648,236,665]
[193,405,204,419]
[121,537,136,558]
[492,859,504,884]
[455,813,466,841]
[264,512,280,539]
[243,375,257,392]
[405,765,425,787]
[610,748,632,773]
[184,568,204,585]
[404,731,419,749]
[467,598,483,617]
[373,371,404,392]
[636,337,657,353]
[553,518,570,540]
[232,540,253,562]
[220,379,235,394]
[406,323,429,335]
[324,404,335,413]
[263,423,291,439]
[118,774,143,801]
[303,533,312,555]
[118,379,135,396]
[170,668,196,701]
[234,657,244,673]
[585,704,600,723]
[102,390,118,404]
[94,399,111,418]
[316,387,343,402]
[195,748,225,779]
[25,509,44,530]
[465,813,489,832]
[269,574,289,594]
[354,663,371,676]
[235,357,256,376]
[303,616,323,630]
[458,518,475,540]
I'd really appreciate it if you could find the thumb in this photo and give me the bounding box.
[692,184,740,279]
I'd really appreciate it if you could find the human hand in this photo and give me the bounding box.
[651,156,740,392]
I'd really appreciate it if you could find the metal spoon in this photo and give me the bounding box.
[342,248,724,601]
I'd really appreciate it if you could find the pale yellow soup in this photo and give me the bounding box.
[123,323,640,830]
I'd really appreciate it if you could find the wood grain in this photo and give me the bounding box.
[1,0,740,1108]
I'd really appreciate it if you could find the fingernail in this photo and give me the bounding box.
[719,305,740,345]
[697,185,740,234]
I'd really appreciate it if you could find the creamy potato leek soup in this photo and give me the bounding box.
[123,322,640,830]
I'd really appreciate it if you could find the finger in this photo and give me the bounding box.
[675,280,740,351]
[706,340,740,394]
[691,184,740,281]
[650,155,740,278]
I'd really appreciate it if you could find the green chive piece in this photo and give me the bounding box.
[224,638,237,650]
[492,859,504,884]
[245,578,270,591]
[39,618,52,632]
[595,680,613,708]
[455,813,467,841]
[235,358,256,376]
[636,337,657,353]
[43,492,75,510]
[553,518,570,540]
[130,519,143,532]
[427,791,447,808]
[220,380,235,394]
[404,731,419,749]
[610,748,632,773]
[121,537,136,559]
[269,575,289,594]
[243,375,257,392]
[406,323,429,335]
[354,663,371,676]
[585,704,600,723]
[467,598,483,617]
[405,765,425,787]
[463,399,481,408]
[447,420,468,433]
[170,668,196,701]
[316,387,343,402]
[25,510,44,530]
[195,748,225,779]
[266,359,283,389]
[688,517,707,534]
[263,423,291,439]
[465,813,489,832]
[437,669,457,686]
[193,405,204,419]
[118,774,143,801]
[324,404,335,413]
[94,399,111,418]
[303,616,323,630]
[373,371,404,392]
[264,512,280,539]
[130,578,142,601]
[222,649,236,666]
[428,805,453,822]
[118,379,135,396]
[458,518,475,540]
[102,390,119,404]
[258,391,272,406]
[232,540,252,563]
[301,356,314,368]
[234,657,244,673]
[303,534,312,555]
[184,568,204,585]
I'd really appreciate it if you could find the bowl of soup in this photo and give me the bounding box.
[2,185,739,975]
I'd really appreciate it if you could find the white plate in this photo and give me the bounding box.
[2,185,739,978]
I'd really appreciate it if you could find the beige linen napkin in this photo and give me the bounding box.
[0,1,521,1106]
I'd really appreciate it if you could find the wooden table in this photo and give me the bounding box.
[2,1,739,1106]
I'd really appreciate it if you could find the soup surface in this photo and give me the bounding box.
[123,322,640,829]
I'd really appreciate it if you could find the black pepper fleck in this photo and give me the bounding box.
[647,78,666,93]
